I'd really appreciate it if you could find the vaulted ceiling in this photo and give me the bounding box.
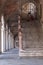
[0,0,40,36]
[1,0,19,36]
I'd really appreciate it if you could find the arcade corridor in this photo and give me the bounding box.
[0,0,43,65]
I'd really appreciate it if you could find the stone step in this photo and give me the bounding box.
[19,48,43,57]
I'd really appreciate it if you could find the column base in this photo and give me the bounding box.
[19,49,23,56]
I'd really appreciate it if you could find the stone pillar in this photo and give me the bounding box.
[10,33,14,49]
[11,35,13,48]
[8,30,14,49]
[12,37,14,48]
[0,21,1,53]
[5,24,6,51]
[8,28,10,49]
[10,33,12,49]
[6,24,9,50]
[7,26,9,50]
[1,14,6,52]
[40,0,43,31]
[18,16,23,51]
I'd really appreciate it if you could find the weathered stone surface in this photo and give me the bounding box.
[1,48,43,65]
[20,21,43,56]
[22,21,43,49]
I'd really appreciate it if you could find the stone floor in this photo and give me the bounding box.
[0,48,43,65]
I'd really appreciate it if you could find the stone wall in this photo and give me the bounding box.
[22,21,43,49]
[19,21,43,56]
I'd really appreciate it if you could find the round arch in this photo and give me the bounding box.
[21,0,41,21]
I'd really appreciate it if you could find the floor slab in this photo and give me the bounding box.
[0,48,43,65]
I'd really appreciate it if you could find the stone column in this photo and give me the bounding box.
[10,33,12,49]
[1,14,6,53]
[18,16,23,51]
[12,36,14,48]
[4,24,6,51]
[8,29,13,49]
[0,18,1,53]
[8,28,11,49]
[11,33,14,49]
[40,0,43,31]
[7,26,9,50]
[6,24,9,50]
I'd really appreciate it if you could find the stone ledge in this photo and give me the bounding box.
[19,48,43,57]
